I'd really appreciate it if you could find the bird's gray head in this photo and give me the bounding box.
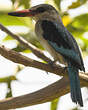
[8,4,59,21]
[29,4,58,14]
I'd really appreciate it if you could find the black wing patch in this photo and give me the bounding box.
[41,20,71,49]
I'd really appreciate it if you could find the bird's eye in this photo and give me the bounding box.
[36,7,46,13]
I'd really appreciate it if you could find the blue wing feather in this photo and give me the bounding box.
[48,41,80,63]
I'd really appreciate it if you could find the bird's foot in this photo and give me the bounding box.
[48,60,57,65]
[46,60,57,74]
[62,66,68,73]
[63,66,74,72]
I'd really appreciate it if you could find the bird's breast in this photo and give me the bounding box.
[35,21,66,65]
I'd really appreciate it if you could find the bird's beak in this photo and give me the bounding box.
[8,9,35,17]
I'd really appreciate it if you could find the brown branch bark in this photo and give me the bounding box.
[0,23,51,63]
[0,45,65,76]
[0,78,70,110]
[0,76,87,110]
[0,45,88,82]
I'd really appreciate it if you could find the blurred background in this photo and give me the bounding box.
[0,0,88,110]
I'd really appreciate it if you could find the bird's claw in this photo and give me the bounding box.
[64,66,68,71]
[45,60,57,74]
[48,60,57,65]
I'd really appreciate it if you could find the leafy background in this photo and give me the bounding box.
[0,0,88,110]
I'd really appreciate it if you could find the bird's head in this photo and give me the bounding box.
[8,4,59,21]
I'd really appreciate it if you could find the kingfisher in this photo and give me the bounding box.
[8,4,85,106]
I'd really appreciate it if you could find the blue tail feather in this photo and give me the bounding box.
[67,62,83,106]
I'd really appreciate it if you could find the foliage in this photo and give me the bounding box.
[68,0,87,9]
[11,0,30,8]
[53,0,61,10]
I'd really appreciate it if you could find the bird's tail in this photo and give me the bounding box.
[67,62,83,106]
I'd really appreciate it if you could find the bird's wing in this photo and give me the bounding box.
[41,20,84,70]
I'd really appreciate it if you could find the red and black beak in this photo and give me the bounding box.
[8,9,36,17]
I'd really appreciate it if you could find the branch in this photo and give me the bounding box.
[0,45,65,75]
[0,78,70,110]
[0,45,88,83]
[0,23,51,63]
[0,77,87,110]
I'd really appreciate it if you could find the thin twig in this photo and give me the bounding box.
[0,23,51,63]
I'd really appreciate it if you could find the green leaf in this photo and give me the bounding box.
[66,13,88,38]
[23,49,31,53]
[19,0,30,9]
[50,98,59,110]
[3,35,14,42]
[72,14,88,31]
[0,13,26,26]
[67,24,85,37]
[11,0,16,4]
[53,0,61,10]
[12,44,32,52]
[66,13,88,51]
[68,0,87,9]
[12,44,28,52]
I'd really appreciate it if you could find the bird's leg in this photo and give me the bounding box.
[63,66,74,73]
[46,60,57,74]
[62,66,68,74]
[63,66,68,71]
[48,60,57,65]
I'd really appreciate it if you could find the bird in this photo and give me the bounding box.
[8,4,85,106]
